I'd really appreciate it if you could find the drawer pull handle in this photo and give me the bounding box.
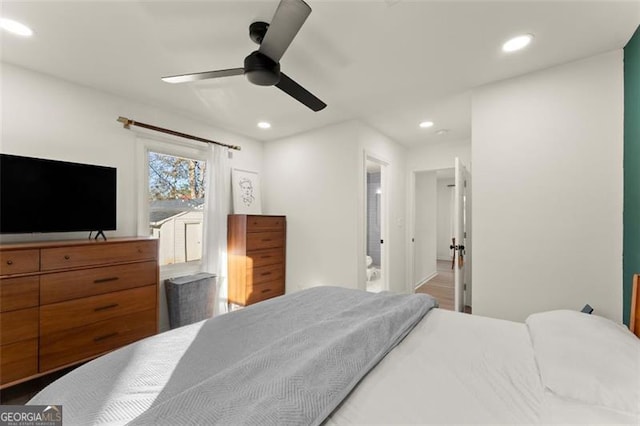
[64,255,70,260]
[138,249,143,253]
[261,255,272,259]
[261,289,271,293]
[94,277,119,284]
[94,303,119,312]
[6,260,13,265]
[261,272,272,276]
[262,239,272,242]
[94,332,119,342]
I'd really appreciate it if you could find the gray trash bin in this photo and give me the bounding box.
[165,273,216,329]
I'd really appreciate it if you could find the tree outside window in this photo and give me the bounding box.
[148,152,206,266]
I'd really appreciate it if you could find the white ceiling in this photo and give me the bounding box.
[2,1,638,147]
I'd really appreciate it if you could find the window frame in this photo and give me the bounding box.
[137,136,209,277]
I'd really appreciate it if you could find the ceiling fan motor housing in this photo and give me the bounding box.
[244,51,281,86]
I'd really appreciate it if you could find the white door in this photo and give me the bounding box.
[453,158,469,312]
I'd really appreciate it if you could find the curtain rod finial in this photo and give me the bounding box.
[117,116,131,129]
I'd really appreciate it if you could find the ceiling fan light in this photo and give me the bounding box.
[244,51,280,86]
[245,70,280,86]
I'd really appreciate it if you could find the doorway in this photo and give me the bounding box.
[410,159,471,312]
[365,155,388,293]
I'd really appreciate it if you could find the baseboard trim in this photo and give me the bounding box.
[414,271,438,290]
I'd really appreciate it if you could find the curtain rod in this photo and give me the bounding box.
[116,116,241,151]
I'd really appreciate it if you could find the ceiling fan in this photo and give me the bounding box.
[162,0,326,112]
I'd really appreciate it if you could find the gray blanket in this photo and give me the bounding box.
[30,286,436,425]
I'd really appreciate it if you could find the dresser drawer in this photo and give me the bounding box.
[40,309,157,371]
[248,263,284,286]
[247,232,285,250]
[0,276,39,312]
[246,280,284,305]
[0,307,38,345]
[40,285,156,335]
[40,240,157,271]
[41,261,157,304]
[0,250,39,276]
[247,216,285,232]
[246,248,284,269]
[0,339,38,385]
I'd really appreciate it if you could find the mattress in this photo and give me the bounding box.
[28,288,639,425]
[326,308,544,424]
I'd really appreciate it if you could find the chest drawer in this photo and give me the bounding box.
[248,263,284,286]
[247,247,284,269]
[0,250,39,276]
[40,261,157,304]
[40,285,156,335]
[40,240,157,271]
[0,307,38,345]
[0,276,39,312]
[0,339,38,385]
[246,280,284,305]
[40,309,157,371]
[247,216,285,232]
[247,232,285,250]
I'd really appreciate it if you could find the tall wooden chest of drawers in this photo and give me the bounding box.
[0,237,158,388]
[227,215,286,306]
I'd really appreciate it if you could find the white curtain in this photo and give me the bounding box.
[202,144,230,316]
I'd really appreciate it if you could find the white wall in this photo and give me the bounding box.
[406,139,471,173]
[413,171,437,286]
[472,50,623,322]
[263,121,407,294]
[437,178,454,260]
[1,63,263,242]
[0,63,263,330]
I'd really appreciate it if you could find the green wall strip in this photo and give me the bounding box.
[624,25,640,326]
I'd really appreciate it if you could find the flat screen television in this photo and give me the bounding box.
[0,154,116,234]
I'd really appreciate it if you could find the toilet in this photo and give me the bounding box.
[366,256,375,281]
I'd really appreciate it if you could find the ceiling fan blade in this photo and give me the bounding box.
[275,73,326,111]
[161,68,244,84]
[259,0,311,63]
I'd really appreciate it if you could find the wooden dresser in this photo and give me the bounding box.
[227,215,286,306]
[0,237,158,388]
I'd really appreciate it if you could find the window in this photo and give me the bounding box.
[146,150,207,268]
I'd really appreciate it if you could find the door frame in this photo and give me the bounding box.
[362,151,390,292]
[407,165,470,301]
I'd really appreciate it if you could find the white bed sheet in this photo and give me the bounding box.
[31,305,637,424]
[326,308,545,424]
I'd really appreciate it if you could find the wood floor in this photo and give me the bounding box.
[415,259,471,313]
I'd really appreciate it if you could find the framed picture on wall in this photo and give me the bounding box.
[232,168,262,214]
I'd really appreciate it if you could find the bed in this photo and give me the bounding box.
[28,286,640,425]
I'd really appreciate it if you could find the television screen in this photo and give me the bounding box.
[0,154,116,234]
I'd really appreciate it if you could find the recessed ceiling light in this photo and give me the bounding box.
[502,34,533,53]
[0,18,33,37]
[436,129,449,136]
[257,121,271,129]
[419,121,434,129]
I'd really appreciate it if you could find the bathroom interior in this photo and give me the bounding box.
[366,162,383,292]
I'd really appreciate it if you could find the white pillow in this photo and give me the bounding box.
[526,310,640,415]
